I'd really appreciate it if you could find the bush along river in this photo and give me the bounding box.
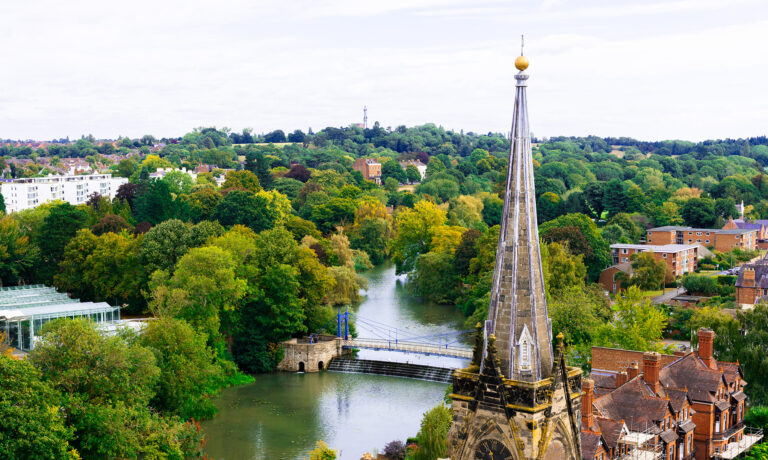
[201,261,471,459]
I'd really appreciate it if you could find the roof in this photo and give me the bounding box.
[677,420,696,433]
[610,244,698,253]
[718,228,757,235]
[593,377,670,431]
[735,259,768,288]
[580,431,604,460]
[647,226,713,232]
[0,301,117,321]
[659,353,724,403]
[664,388,690,413]
[660,429,678,444]
[595,417,626,449]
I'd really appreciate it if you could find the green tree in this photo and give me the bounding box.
[0,355,76,459]
[151,246,247,344]
[411,251,457,303]
[214,190,289,232]
[139,318,224,420]
[134,179,176,225]
[596,286,668,352]
[307,441,337,460]
[541,242,586,298]
[539,213,610,281]
[0,215,35,285]
[412,404,451,460]
[628,252,667,290]
[406,164,422,183]
[391,201,447,274]
[681,197,717,227]
[381,160,407,184]
[222,170,262,192]
[36,203,87,283]
[350,217,390,265]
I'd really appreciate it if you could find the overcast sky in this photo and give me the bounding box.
[1,0,767,142]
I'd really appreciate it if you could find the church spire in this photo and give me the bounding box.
[485,46,553,381]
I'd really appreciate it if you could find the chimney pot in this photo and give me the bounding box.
[582,378,595,428]
[698,328,717,369]
[628,363,639,380]
[643,352,661,395]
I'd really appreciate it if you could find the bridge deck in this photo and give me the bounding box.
[342,338,472,359]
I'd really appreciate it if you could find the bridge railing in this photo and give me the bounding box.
[343,337,472,358]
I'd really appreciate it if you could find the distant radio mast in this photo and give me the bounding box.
[363,106,368,129]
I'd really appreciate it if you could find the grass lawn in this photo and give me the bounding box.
[698,270,721,276]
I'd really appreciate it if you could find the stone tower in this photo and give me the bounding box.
[447,52,583,460]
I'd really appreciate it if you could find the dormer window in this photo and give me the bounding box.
[517,325,533,371]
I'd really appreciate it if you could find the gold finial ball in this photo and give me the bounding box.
[515,55,529,71]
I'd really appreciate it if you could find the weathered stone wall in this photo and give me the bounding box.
[277,335,342,372]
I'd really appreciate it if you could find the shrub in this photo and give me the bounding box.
[383,440,406,460]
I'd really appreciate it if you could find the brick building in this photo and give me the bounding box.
[352,158,382,184]
[646,226,756,252]
[583,329,762,460]
[599,262,632,294]
[611,244,698,276]
[734,256,768,306]
[722,218,768,240]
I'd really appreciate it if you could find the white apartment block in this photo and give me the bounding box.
[1,174,129,213]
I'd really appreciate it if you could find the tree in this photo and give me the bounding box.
[537,192,562,223]
[681,197,717,227]
[628,252,667,290]
[134,179,176,225]
[0,216,35,285]
[222,170,262,193]
[481,195,503,226]
[381,160,407,184]
[582,182,605,219]
[214,190,290,232]
[602,179,627,218]
[541,242,586,298]
[411,251,457,303]
[539,213,610,281]
[161,170,194,194]
[91,213,132,235]
[350,217,390,265]
[140,219,197,274]
[264,130,286,143]
[36,203,87,283]
[29,319,204,459]
[0,355,75,459]
[454,229,482,277]
[0,193,5,213]
[412,404,451,460]
[391,201,447,274]
[285,164,312,182]
[151,246,247,344]
[406,164,422,183]
[139,318,224,420]
[287,129,306,143]
[596,286,668,352]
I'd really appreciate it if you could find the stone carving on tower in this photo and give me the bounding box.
[446,46,583,460]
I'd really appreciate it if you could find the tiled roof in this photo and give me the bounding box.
[581,431,603,460]
[593,377,670,431]
[659,354,723,403]
[664,388,689,413]
[677,420,696,433]
[595,417,625,449]
[660,429,678,444]
[735,259,768,288]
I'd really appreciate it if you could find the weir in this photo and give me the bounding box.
[327,357,454,383]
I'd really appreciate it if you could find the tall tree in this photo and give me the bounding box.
[36,203,87,283]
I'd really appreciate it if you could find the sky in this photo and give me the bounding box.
[1,0,767,142]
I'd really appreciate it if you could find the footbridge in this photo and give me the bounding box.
[340,338,472,359]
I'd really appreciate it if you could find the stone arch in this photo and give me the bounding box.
[467,419,520,460]
[541,418,579,460]
[318,361,324,370]
[298,362,305,372]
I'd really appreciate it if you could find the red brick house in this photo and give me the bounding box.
[583,329,762,459]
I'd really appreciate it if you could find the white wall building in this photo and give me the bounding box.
[1,174,129,213]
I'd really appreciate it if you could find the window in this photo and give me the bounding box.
[687,435,692,454]
[688,232,693,235]
[622,249,628,254]
[663,253,667,258]
[706,239,710,243]
[697,232,702,236]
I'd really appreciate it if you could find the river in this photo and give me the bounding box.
[202,261,471,460]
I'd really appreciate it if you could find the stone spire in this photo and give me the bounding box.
[485,51,553,381]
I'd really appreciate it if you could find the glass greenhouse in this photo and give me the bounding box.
[0,285,120,350]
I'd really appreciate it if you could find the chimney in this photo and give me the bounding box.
[627,363,639,380]
[582,379,595,428]
[698,328,717,369]
[616,371,628,388]
[743,267,756,289]
[643,352,661,395]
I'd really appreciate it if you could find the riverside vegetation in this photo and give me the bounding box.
[3,126,768,458]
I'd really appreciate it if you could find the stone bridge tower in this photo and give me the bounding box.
[447,51,583,460]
